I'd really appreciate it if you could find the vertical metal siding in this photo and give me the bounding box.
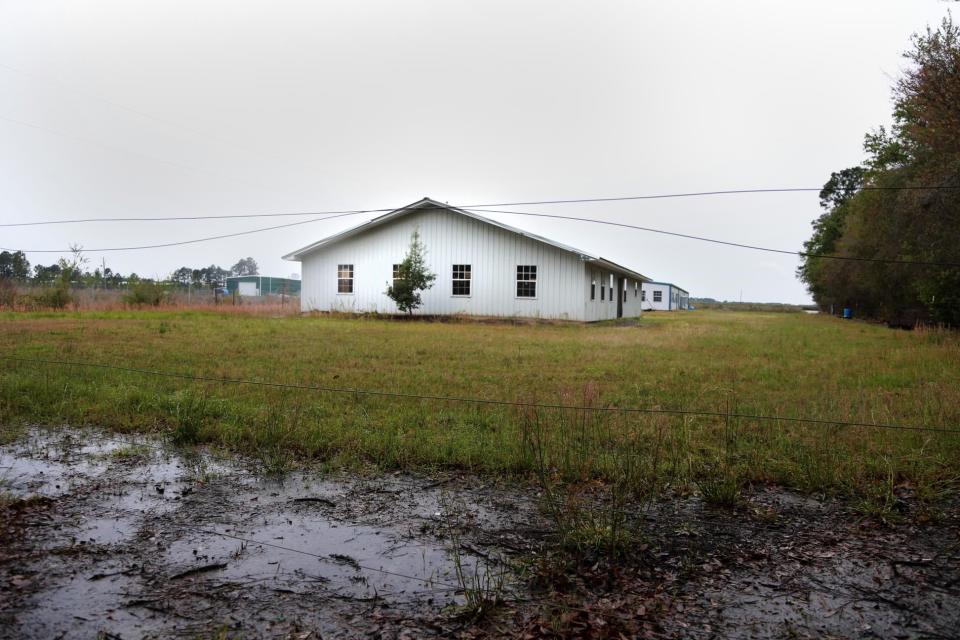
[299,208,595,320]
[641,283,672,311]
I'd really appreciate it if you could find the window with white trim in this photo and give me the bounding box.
[452,264,471,296]
[590,276,596,300]
[609,274,614,303]
[634,282,638,297]
[337,264,354,294]
[516,265,537,298]
[653,290,662,302]
[641,289,646,301]
[392,263,403,288]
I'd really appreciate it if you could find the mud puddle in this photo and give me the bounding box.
[0,427,534,638]
[1,427,959,639]
[650,488,960,639]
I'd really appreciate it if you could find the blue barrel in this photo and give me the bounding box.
[842,308,852,319]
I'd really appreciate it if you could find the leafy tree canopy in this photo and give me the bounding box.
[231,257,259,276]
[385,230,436,314]
[798,14,960,326]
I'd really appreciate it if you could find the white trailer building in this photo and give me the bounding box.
[641,281,690,311]
[283,198,651,321]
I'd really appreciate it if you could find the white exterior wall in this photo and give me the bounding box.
[626,278,645,316]
[298,207,627,321]
[582,268,645,321]
[642,283,672,311]
[641,283,690,311]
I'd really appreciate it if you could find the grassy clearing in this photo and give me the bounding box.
[0,310,958,503]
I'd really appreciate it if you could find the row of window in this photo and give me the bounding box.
[337,264,538,298]
[590,274,644,304]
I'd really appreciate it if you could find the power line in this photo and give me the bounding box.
[3,355,958,434]
[0,207,394,228]
[0,211,364,253]
[462,185,960,209]
[458,206,960,268]
[3,185,959,228]
[4,202,959,269]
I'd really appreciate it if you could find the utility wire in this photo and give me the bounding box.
[3,185,959,228]
[3,355,958,434]
[0,211,364,253]
[4,203,960,268]
[461,185,960,208]
[459,206,960,268]
[0,207,394,228]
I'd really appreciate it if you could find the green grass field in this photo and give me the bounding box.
[2,310,958,508]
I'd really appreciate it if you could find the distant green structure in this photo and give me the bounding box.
[225,276,301,297]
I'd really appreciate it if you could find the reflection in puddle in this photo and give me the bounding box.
[1,426,511,638]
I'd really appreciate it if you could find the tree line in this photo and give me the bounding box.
[798,16,960,326]
[0,250,262,308]
[0,251,259,289]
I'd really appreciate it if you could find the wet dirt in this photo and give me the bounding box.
[1,427,958,639]
[0,427,536,638]
[654,489,960,639]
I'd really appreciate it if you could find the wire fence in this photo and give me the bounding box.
[2,354,958,435]
[4,351,959,619]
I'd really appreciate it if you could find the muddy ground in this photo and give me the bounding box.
[1,427,958,639]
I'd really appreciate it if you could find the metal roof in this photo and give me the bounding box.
[282,198,652,282]
[643,281,689,294]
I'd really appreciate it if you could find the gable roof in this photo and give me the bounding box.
[282,197,651,282]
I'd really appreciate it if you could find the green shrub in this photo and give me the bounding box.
[0,279,16,308]
[34,283,73,309]
[123,281,169,307]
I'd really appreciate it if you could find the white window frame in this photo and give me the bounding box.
[392,263,403,288]
[653,290,662,302]
[452,264,471,297]
[337,264,354,294]
[516,265,537,299]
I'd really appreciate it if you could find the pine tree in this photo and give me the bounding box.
[386,230,436,314]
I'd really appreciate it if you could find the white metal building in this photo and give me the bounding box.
[641,281,690,311]
[283,198,651,321]
[226,275,301,297]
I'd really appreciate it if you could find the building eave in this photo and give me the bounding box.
[643,280,689,294]
[282,198,651,282]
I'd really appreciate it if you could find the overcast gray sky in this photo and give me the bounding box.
[0,0,952,303]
